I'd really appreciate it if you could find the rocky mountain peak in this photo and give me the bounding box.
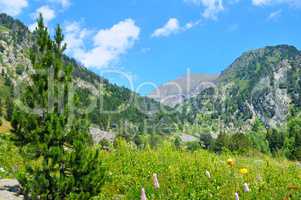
[148,73,219,107]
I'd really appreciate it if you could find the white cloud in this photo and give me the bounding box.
[64,19,140,69]
[185,19,202,29]
[64,21,90,52]
[151,18,201,38]
[0,0,28,16]
[267,9,282,20]
[33,6,56,22]
[29,23,37,32]
[252,0,271,6]
[49,0,71,8]
[93,19,140,51]
[151,18,181,37]
[252,0,301,7]
[29,5,56,31]
[184,0,224,20]
[202,0,224,19]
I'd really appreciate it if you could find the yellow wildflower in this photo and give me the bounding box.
[227,158,235,167]
[239,168,249,175]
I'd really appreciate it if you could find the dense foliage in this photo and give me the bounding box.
[11,16,104,199]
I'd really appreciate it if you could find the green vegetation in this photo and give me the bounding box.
[0,25,9,33]
[0,13,177,134]
[1,133,300,199]
[1,13,301,200]
[97,140,301,200]
[0,73,13,126]
[11,15,104,199]
[0,134,23,179]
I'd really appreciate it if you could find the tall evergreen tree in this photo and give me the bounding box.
[11,15,104,199]
[287,115,301,160]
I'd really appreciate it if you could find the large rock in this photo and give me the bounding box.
[89,127,115,144]
[0,179,23,200]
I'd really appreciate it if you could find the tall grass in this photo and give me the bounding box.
[0,135,300,199]
[98,140,301,200]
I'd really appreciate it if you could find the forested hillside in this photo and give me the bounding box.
[0,13,178,136]
[179,45,301,131]
[0,12,300,200]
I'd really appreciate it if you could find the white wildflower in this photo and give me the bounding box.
[141,187,147,200]
[153,173,160,189]
[205,170,211,179]
[243,183,250,192]
[235,192,239,200]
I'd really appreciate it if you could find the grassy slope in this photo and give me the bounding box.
[0,136,300,199]
[0,25,9,32]
[99,141,301,200]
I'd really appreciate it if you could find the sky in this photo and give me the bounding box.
[1,0,301,95]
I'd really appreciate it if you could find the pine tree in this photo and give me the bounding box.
[287,116,301,160]
[12,15,104,199]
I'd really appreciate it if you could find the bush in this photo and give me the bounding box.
[228,133,251,153]
[199,133,213,149]
[0,134,24,178]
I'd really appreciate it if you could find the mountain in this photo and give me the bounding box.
[179,45,301,131]
[1,13,301,137]
[148,73,218,107]
[0,13,177,136]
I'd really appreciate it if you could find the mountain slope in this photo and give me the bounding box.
[0,13,177,135]
[149,73,218,107]
[179,45,301,131]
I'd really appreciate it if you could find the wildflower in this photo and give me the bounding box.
[243,183,250,192]
[239,168,248,175]
[205,170,211,179]
[153,173,160,189]
[227,158,235,167]
[141,188,147,200]
[235,192,239,200]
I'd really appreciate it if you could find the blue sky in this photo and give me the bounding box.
[1,0,301,95]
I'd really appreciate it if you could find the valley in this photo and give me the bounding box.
[0,12,300,200]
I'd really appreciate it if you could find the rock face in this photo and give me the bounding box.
[149,45,301,130]
[89,127,115,144]
[148,73,218,107]
[179,133,199,142]
[0,179,23,200]
[179,45,301,130]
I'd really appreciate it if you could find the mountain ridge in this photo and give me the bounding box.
[0,13,177,136]
[148,73,219,107]
[1,13,301,135]
[179,44,301,131]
